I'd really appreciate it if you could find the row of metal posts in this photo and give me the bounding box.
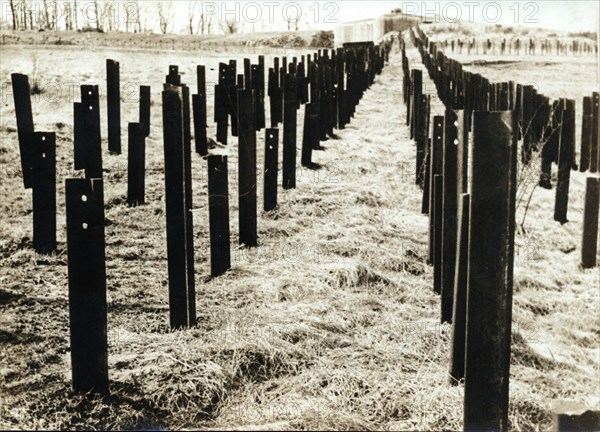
[11,59,152,396]
[403,31,517,432]
[10,39,394,397]
[203,41,390,281]
[440,36,598,57]
[403,24,600,431]
[411,25,600,265]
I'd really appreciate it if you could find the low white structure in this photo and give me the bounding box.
[334,12,422,46]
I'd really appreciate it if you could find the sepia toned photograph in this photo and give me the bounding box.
[0,1,598,430]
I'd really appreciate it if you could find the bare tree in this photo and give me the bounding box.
[73,0,78,30]
[219,16,238,34]
[127,0,146,32]
[64,1,73,30]
[34,1,45,28]
[187,1,196,35]
[125,0,138,32]
[157,0,173,34]
[41,0,59,29]
[19,0,27,29]
[51,0,58,29]
[281,3,309,32]
[8,0,17,29]
[42,0,50,28]
[207,14,213,34]
[284,6,301,31]
[124,0,142,33]
[93,0,102,31]
[104,0,117,32]
[137,1,144,32]
[196,2,208,35]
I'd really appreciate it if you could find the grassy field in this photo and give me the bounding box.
[0,27,599,431]
[424,21,598,42]
[0,28,334,51]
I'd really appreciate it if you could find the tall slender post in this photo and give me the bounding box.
[422,137,431,214]
[591,92,599,172]
[162,86,196,329]
[106,59,121,154]
[228,60,237,91]
[406,70,412,126]
[301,102,317,167]
[540,100,560,189]
[215,64,229,146]
[581,177,600,269]
[298,61,309,105]
[139,85,151,138]
[182,84,195,327]
[441,110,460,324]
[464,111,517,432]
[410,69,422,140]
[256,56,266,130]
[450,193,470,383]
[32,132,56,254]
[74,102,85,170]
[11,73,35,188]
[282,75,297,189]
[580,97,593,172]
[197,65,206,94]
[81,85,103,178]
[193,92,208,156]
[192,67,207,155]
[264,128,279,212]
[238,88,258,247]
[214,83,228,145]
[433,174,444,294]
[554,99,575,224]
[336,48,345,129]
[268,68,282,127]
[66,178,108,396]
[429,116,444,266]
[310,62,321,150]
[522,85,536,164]
[227,62,239,138]
[182,83,192,155]
[207,155,231,277]
[127,123,145,206]
[416,94,429,187]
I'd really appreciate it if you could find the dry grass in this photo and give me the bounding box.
[425,21,596,42]
[0,29,334,51]
[0,29,598,431]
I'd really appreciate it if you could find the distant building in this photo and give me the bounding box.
[333,12,420,46]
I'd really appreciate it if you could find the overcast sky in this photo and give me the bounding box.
[330,1,599,31]
[164,0,600,33]
[1,1,598,33]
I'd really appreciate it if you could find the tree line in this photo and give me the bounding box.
[4,0,311,35]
